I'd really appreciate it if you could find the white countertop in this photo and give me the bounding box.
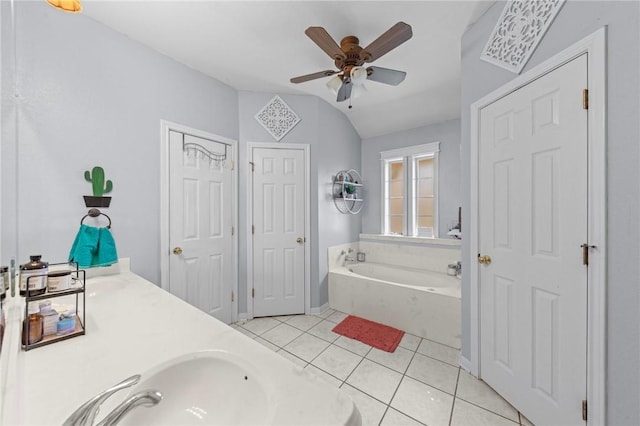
[0,267,359,425]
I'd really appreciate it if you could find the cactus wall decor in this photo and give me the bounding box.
[83,166,113,207]
[85,166,113,196]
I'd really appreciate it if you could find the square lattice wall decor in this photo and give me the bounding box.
[255,95,301,142]
[480,0,566,74]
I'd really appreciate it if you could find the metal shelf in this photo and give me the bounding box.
[333,169,364,214]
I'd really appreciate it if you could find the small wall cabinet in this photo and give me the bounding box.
[333,169,364,215]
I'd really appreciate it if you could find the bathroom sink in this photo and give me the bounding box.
[118,350,272,425]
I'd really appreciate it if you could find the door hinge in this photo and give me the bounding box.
[252,288,255,298]
[581,243,596,266]
[249,161,255,172]
[583,89,589,109]
[231,291,234,302]
[230,160,235,171]
[582,399,587,421]
[231,226,234,236]
[252,225,255,235]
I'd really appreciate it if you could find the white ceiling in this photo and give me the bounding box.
[81,1,495,139]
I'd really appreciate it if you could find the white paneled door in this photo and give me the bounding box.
[479,54,588,425]
[252,146,305,317]
[169,130,233,323]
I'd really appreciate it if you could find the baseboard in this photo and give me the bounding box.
[237,312,249,322]
[459,354,472,373]
[309,302,330,315]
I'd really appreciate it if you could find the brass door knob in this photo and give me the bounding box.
[173,247,183,255]
[296,237,304,244]
[478,255,492,265]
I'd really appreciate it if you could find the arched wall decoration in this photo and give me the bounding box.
[480,0,566,74]
[255,95,301,142]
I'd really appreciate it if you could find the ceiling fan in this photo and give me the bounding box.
[290,22,413,104]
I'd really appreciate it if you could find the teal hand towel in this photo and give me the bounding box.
[69,225,118,268]
[68,225,100,268]
[96,227,118,267]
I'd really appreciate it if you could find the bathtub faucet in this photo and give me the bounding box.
[344,248,356,262]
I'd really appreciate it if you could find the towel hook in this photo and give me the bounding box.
[81,208,112,229]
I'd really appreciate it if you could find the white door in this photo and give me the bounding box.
[479,54,588,425]
[169,130,233,323]
[252,147,305,316]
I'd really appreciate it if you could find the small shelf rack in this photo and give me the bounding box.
[333,169,364,215]
[22,262,86,351]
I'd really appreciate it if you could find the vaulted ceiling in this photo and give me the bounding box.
[82,1,494,139]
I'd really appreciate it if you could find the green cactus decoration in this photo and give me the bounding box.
[84,166,113,197]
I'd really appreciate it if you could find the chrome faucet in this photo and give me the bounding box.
[96,390,163,426]
[63,375,141,426]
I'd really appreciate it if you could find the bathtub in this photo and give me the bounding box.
[328,262,461,349]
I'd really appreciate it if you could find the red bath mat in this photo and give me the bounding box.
[332,315,404,353]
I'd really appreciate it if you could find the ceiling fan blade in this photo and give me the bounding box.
[366,66,407,86]
[362,22,413,62]
[336,81,352,102]
[305,27,347,60]
[290,70,338,84]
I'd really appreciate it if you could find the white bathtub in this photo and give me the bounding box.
[329,262,461,349]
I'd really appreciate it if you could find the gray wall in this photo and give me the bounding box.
[1,3,362,314]
[361,119,461,238]
[238,92,361,311]
[1,2,239,283]
[460,2,640,424]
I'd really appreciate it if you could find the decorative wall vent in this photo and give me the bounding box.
[255,95,301,142]
[480,0,566,74]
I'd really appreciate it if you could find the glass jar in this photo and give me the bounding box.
[19,255,48,297]
[22,304,44,345]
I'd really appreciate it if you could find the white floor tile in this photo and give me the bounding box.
[260,323,303,347]
[399,333,422,352]
[334,335,372,356]
[234,327,257,339]
[366,346,414,373]
[416,339,460,366]
[346,359,403,404]
[240,317,280,335]
[316,308,335,318]
[276,349,307,368]
[307,319,341,343]
[304,364,342,388]
[380,408,425,426]
[406,352,459,394]
[450,398,518,426]
[283,333,331,362]
[339,384,387,426]
[284,314,323,331]
[311,344,363,381]
[391,376,454,426]
[254,337,279,352]
[456,370,519,422]
[272,315,293,322]
[325,310,349,324]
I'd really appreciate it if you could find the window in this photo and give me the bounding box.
[381,142,440,238]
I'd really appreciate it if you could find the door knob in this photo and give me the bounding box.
[478,255,492,265]
[173,247,183,255]
[296,237,304,244]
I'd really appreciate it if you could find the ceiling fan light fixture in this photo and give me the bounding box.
[350,66,367,86]
[351,84,367,99]
[46,0,82,13]
[326,75,342,95]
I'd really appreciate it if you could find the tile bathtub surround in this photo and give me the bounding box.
[235,312,532,426]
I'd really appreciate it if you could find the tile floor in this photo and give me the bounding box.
[231,310,534,426]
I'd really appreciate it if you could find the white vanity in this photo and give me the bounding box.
[0,262,360,425]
